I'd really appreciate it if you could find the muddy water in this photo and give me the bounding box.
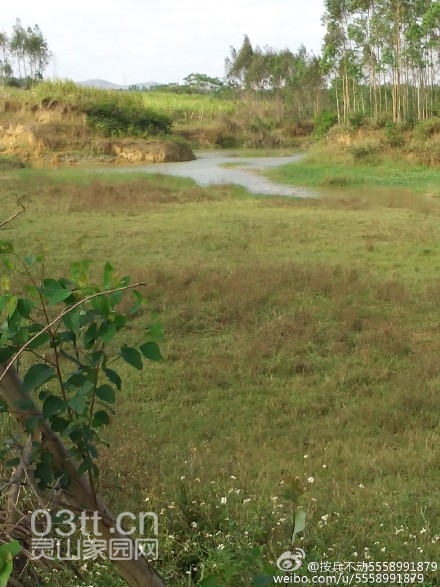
[110,151,315,198]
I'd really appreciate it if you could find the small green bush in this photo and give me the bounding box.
[348,141,381,165]
[413,117,440,140]
[313,110,338,137]
[384,120,405,147]
[348,111,366,129]
[84,101,172,137]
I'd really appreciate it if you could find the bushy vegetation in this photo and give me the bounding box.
[413,117,440,139]
[84,101,172,137]
[383,120,405,147]
[313,110,338,137]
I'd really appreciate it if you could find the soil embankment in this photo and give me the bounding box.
[0,99,195,165]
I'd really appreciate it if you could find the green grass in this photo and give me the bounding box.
[266,147,440,196]
[1,165,440,585]
[0,81,238,122]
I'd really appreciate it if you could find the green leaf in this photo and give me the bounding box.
[92,410,110,427]
[24,256,36,266]
[50,416,70,433]
[68,395,87,414]
[140,341,162,362]
[0,241,13,255]
[103,261,114,288]
[22,364,55,394]
[83,322,98,348]
[77,461,91,477]
[6,296,18,318]
[42,395,67,420]
[0,540,22,558]
[0,346,17,362]
[95,384,115,404]
[41,287,72,305]
[27,331,50,350]
[130,290,144,314]
[70,259,90,284]
[35,459,53,489]
[62,309,81,333]
[98,322,116,344]
[16,298,33,318]
[292,510,306,543]
[113,314,127,331]
[0,559,13,587]
[91,295,110,316]
[120,345,143,370]
[104,368,122,390]
[65,373,91,392]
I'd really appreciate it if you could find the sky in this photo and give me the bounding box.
[1,1,326,85]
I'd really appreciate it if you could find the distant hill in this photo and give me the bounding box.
[77,79,158,90]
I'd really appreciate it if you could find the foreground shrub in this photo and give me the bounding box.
[85,101,172,137]
[313,110,338,137]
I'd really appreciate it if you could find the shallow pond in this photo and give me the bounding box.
[106,151,315,198]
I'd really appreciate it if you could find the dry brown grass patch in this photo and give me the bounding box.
[39,178,220,212]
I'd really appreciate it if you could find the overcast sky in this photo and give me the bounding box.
[1,1,326,84]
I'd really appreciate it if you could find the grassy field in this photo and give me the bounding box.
[266,144,440,196]
[1,160,440,585]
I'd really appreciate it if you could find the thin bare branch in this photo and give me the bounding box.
[0,281,146,387]
[0,205,25,230]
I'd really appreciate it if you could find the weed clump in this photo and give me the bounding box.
[322,175,351,186]
[348,141,381,165]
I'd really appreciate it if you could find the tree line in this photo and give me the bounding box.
[223,1,440,124]
[0,18,51,86]
[322,0,440,123]
[224,35,324,119]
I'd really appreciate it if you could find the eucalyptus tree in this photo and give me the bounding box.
[2,19,51,83]
[421,0,440,116]
[9,19,27,78]
[321,0,365,121]
[0,31,9,85]
[25,25,51,79]
[225,35,255,90]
